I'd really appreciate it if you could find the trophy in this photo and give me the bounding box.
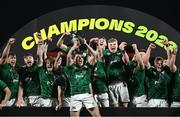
[70,31,86,45]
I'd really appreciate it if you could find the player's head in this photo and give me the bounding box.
[132,49,146,63]
[24,53,34,67]
[45,57,55,71]
[154,56,163,71]
[163,59,168,67]
[73,53,84,67]
[58,57,62,67]
[98,37,107,49]
[71,37,80,46]
[108,38,118,53]
[7,53,16,67]
[132,54,137,62]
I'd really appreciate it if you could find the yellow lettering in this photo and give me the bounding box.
[47,24,60,38]
[95,18,109,30]
[60,20,77,33]
[89,18,96,30]
[122,21,135,33]
[22,36,35,50]
[78,19,89,30]
[109,19,124,31]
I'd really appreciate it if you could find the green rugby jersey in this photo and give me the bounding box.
[92,59,108,94]
[20,64,40,96]
[0,80,7,101]
[146,66,171,100]
[127,61,146,97]
[39,67,58,98]
[0,63,19,99]
[171,69,180,102]
[54,66,70,98]
[65,63,92,96]
[103,49,127,83]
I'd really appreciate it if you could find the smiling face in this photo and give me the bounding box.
[108,41,118,53]
[57,57,62,67]
[7,54,16,67]
[24,55,34,67]
[46,59,54,71]
[132,52,145,63]
[74,54,84,67]
[98,38,107,49]
[154,57,163,71]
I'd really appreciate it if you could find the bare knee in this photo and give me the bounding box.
[88,106,101,117]
[70,111,80,117]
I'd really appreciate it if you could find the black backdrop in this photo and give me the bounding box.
[1,0,180,47]
[0,0,180,116]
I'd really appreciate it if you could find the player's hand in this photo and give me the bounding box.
[132,44,137,50]
[0,104,5,110]
[119,42,127,50]
[82,38,87,45]
[57,51,63,57]
[8,38,16,45]
[15,99,25,108]
[149,43,156,49]
[162,40,169,46]
[55,101,62,111]
[65,32,71,35]
[72,40,79,48]
[172,47,178,55]
[37,33,43,39]
[47,37,52,42]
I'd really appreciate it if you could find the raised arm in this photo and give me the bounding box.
[132,44,145,69]
[57,32,70,50]
[36,33,44,66]
[54,52,62,70]
[43,42,48,60]
[66,40,79,66]
[163,40,171,67]
[170,47,178,72]
[83,39,96,65]
[143,43,156,68]
[119,42,129,64]
[0,38,16,64]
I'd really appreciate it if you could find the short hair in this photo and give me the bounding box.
[45,56,55,62]
[108,38,117,43]
[99,36,107,40]
[154,56,163,63]
[24,53,33,58]
[8,52,16,57]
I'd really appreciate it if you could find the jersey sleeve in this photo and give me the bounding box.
[63,46,71,53]
[163,65,171,75]
[0,80,7,90]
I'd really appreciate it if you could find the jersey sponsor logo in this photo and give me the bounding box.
[13,79,19,83]
[25,77,32,81]
[154,81,160,85]
[161,71,165,74]
[75,74,84,79]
